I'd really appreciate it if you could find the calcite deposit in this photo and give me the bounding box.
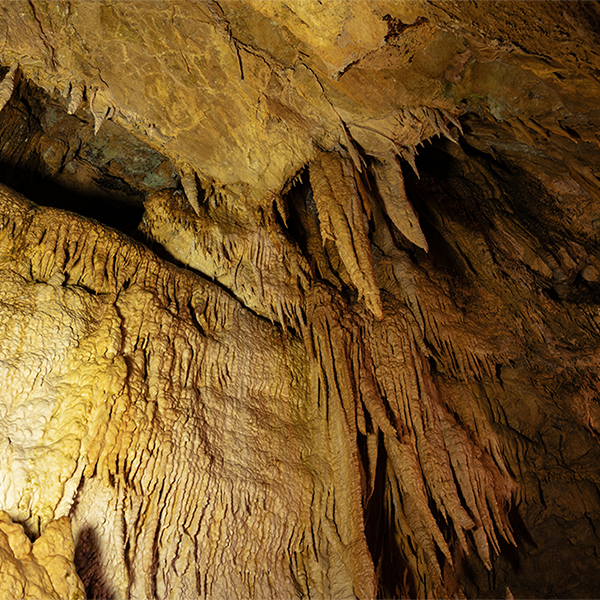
[0,511,84,600]
[0,1,599,598]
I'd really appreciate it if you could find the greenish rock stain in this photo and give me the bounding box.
[143,171,171,188]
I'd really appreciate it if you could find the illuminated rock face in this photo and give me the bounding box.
[0,1,599,598]
[0,511,85,600]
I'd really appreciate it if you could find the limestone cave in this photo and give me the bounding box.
[0,2,599,599]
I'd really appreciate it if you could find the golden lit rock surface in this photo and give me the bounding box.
[0,185,376,598]
[0,511,85,599]
[0,1,599,598]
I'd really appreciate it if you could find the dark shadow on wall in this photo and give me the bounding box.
[0,161,145,235]
[74,526,116,600]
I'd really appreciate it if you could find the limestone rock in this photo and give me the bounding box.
[0,1,599,599]
[0,511,85,600]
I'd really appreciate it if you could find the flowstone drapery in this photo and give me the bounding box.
[0,1,600,598]
[0,184,518,598]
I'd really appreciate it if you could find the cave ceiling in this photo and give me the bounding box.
[0,1,600,599]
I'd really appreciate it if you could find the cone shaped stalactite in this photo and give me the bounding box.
[0,64,18,113]
[309,150,383,319]
[370,154,428,252]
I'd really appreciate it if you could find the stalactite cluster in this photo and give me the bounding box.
[0,163,521,597]
[0,1,599,598]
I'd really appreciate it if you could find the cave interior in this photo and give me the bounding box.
[0,1,600,599]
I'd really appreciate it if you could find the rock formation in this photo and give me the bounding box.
[0,1,599,598]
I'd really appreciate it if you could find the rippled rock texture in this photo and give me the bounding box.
[0,1,599,598]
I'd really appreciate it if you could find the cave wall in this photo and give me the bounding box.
[0,2,599,599]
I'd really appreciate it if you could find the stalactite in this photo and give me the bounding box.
[371,153,429,251]
[89,87,114,135]
[375,246,507,385]
[303,276,516,597]
[441,109,463,135]
[0,64,17,112]
[432,108,459,144]
[507,117,538,147]
[401,144,420,178]
[180,167,201,215]
[306,283,378,600]
[364,293,516,594]
[67,82,85,115]
[309,150,383,319]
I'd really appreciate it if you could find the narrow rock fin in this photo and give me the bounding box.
[371,154,428,251]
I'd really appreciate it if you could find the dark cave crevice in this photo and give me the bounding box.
[0,76,179,236]
[403,134,600,308]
